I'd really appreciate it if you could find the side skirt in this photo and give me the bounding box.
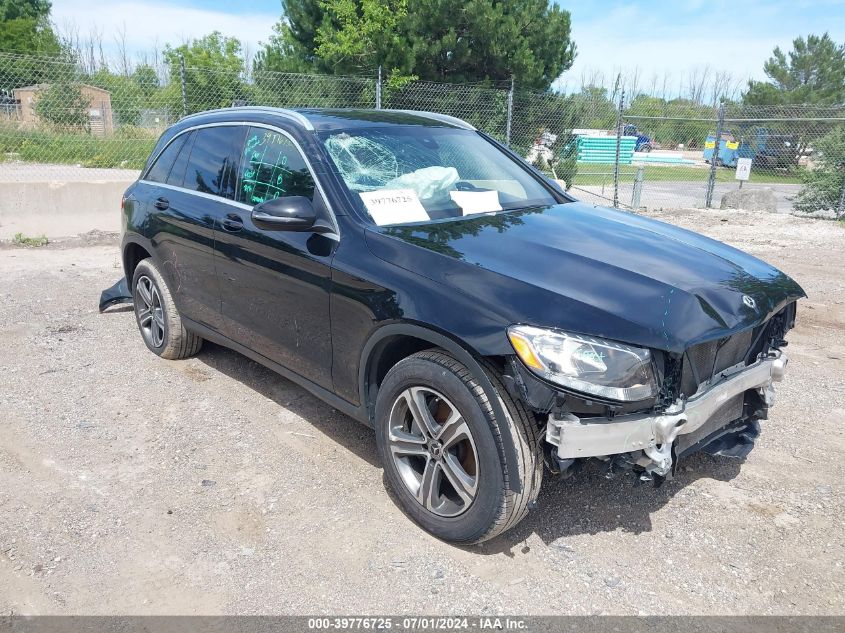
[183,317,369,425]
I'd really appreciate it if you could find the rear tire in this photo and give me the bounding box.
[375,350,543,543]
[132,258,202,360]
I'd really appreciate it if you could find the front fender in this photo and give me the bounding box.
[358,322,524,493]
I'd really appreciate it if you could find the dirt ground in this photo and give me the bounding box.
[0,208,843,616]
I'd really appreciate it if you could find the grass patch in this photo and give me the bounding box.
[13,232,49,247]
[0,124,156,170]
[572,163,803,186]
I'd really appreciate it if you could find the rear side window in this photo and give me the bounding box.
[237,127,315,206]
[145,134,188,183]
[183,126,246,199]
[166,130,195,187]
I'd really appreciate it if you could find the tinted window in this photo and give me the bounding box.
[145,134,187,183]
[166,130,195,187]
[237,127,315,206]
[184,126,246,199]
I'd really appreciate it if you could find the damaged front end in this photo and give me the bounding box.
[503,303,797,482]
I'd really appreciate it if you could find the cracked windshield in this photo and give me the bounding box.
[322,127,560,226]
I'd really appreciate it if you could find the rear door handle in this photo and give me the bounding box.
[153,196,169,210]
[221,213,244,232]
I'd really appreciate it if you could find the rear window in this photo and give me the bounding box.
[166,130,195,188]
[145,134,188,184]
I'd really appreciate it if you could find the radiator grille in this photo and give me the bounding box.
[680,329,754,397]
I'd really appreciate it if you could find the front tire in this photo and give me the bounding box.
[375,350,542,543]
[132,258,202,359]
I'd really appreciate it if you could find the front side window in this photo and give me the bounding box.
[321,126,559,226]
[236,127,315,206]
[183,126,246,199]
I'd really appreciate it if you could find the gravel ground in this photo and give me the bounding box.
[0,209,843,615]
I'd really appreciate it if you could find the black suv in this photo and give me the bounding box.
[116,107,804,543]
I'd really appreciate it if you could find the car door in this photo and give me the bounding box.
[140,128,222,333]
[143,125,247,333]
[214,125,336,390]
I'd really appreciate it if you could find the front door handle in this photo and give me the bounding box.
[221,213,244,232]
[153,196,169,210]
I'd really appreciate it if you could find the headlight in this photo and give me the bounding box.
[507,325,657,402]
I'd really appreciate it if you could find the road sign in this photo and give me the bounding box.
[736,157,752,181]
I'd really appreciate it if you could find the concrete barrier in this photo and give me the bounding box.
[0,179,134,239]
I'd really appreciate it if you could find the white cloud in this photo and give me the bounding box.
[561,32,785,92]
[556,1,845,96]
[50,0,278,60]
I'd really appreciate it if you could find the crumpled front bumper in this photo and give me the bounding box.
[546,352,788,476]
[99,277,132,312]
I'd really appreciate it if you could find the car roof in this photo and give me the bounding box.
[176,107,476,133]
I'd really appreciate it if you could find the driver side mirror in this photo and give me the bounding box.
[251,196,317,232]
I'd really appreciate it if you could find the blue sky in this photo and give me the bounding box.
[50,0,845,94]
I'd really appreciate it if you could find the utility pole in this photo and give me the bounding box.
[837,174,845,218]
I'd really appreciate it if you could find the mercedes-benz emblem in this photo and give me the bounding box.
[742,295,757,310]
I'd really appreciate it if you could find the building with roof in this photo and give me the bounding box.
[12,83,113,135]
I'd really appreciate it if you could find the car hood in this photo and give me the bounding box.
[365,202,805,353]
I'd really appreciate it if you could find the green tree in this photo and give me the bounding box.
[164,32,246,114]
[34,82,89,129]
[403,0,575,90]
[794,126,845,215]
[132,65,159,98]
[744,33,845,105]
[258,0,575,90]
[253,0,324,73]
[0,0,67,89]
[314,0,412,75]
[0,0,60,52]
[89,69,143,125]
[626,94,715,149]
[570,86,616,129]
[740,34,845,169]
[1,0,52,20]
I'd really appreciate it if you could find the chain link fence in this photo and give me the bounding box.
[2,50,843,216]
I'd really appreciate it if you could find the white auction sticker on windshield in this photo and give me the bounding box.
[359,189,429,225]
[450,190,503,215]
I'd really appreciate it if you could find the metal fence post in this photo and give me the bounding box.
[705,102,726,208]
[612,89,625,208]
[505,76,514,146]
[631,166,644,209]
[375,65,382,110]
[179,54,188,117]
[837,174,845,218]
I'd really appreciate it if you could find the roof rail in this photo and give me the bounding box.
[389,110,476,130]
[179,106,314,131]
